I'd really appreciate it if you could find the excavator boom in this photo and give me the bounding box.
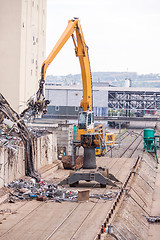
[38,18,92,112]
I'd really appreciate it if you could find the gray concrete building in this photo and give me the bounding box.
[44,85,108,118]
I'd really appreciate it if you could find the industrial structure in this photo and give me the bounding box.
[108,87,160,111]
[0,0,46,113]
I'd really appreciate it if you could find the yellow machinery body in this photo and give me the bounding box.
[34,18,115,155]
[95,132,115,156]
[76,125,115,156]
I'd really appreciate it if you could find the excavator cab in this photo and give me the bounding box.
[78,111,94,130]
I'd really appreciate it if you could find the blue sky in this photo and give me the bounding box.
[46,0,160,76]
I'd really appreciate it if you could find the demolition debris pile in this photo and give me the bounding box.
[0,130,22,152]
[0,93,51,181]
[0,123,50,152]
[5,178,118,203]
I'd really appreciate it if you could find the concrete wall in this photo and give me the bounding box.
[0,133,57,188]
[29,121,74,156]
[56,124,73,156]
[0,0,46,113]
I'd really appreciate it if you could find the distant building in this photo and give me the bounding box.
[44,85,160,119]
[92,82,115,87]
[124,78,132,88]
[0,0,46,113]
[44,85,108,118]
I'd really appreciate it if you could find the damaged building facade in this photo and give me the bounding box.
[0,0,46,113]
[0,0,59,188]
[0,132,57,188]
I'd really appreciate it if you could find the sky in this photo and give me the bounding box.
[46,0,160,76]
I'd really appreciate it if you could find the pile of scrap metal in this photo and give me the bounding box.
[0,93,41,180]
[0,119,22,152]
[5,178,118,203]
[144,215,160,223]
[6,178,78,203]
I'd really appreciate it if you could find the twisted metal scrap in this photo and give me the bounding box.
[145,215,160,223]
[0,93,40,180]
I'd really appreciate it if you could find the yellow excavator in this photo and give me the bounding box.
[37,18,114,156]
[23,18,115,157]
[23,18,117,186]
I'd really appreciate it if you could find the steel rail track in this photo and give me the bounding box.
[128,138,143,158]
[45,204,81,240]
[63,156,142,240]
[119,130,143,158]
[96,155,142,240]
[46,131,142,239]
[0,202,44,238]
[107,130,142,173]
[45,188,108,240]
[0,159,124,240]
[107,130,142,155]
[99,129,141,175]
[0,132,143,239]
[115,130,129,140]
[107,131,130,153]
[44,139,143,240]
[112,138,143,180]
[0,181,108,240]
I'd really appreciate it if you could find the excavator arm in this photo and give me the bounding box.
[37,18,93,112]
[21,18,114,155]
